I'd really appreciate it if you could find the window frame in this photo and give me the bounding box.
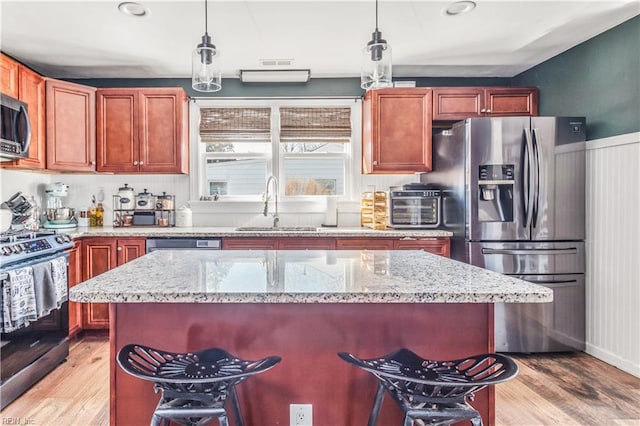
[189,98,360,202]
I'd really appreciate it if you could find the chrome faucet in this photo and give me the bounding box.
[264,175,279,228]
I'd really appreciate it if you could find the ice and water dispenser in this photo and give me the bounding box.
[477,164,514,222]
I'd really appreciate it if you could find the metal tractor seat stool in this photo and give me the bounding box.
[117,344,282,426]
[338,348,518,426]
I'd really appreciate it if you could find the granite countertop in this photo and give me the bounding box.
[69,226,452,238]
[70,249,552,304]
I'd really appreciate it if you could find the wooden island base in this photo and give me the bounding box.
[110,303,494,426]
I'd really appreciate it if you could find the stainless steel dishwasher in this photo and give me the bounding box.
[146,237,222,253]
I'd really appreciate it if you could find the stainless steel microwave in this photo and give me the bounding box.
[0,93,31,161]
[389,189,441,229]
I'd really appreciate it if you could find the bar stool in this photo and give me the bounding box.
[338,348,518,426]
[117,344,281,426]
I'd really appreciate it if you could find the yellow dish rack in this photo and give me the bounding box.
[360,190,388,230]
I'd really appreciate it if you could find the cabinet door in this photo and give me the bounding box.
[96,90,138,173]
[223,238,279,250]
[82,238,116,329]
[485,87,538,116]
[139,88,188,173]
[363,88,432,174]
[432,87,484,121]
[46,79,96,171]
[116,238,146,264]
[393,237,451,257]
[67,241,83,338]
[0,53,19,97]
[278,238,336,249]
[336,238,395,250]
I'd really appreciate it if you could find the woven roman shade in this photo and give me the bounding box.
[280,107,351,143]
[200,108,271,143]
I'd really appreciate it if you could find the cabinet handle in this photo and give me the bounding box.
[486,109,492,113]
[139,161,144,166]
[117,246,122,251]
[133,161,138,166]
[373,160,378,165]
[400,237,416,241]
[480,108,486,113]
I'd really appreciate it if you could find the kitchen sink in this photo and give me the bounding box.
[234,226,319,232]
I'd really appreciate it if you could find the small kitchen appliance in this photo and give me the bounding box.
[0,93,31,162]
[389,184,441,229]
[0,192,33,230]
[43,183,77,229]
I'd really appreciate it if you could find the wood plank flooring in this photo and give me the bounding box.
[1,335,638,425]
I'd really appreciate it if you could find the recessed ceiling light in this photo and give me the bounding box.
[445,1,476,16]
[118,2,149,17]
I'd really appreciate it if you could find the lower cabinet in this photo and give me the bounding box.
[67,241,83,338]
[82,237,145,329]
[224,236,450,257]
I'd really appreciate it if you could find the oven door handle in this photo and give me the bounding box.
[0,252,69,281]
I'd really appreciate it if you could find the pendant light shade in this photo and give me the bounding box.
[192,0,221,92]
[361,0,392,90]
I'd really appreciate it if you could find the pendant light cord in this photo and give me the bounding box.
[204,0,208,34]
[375,0,379,31]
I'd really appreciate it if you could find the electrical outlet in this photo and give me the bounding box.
[290,404,312,426]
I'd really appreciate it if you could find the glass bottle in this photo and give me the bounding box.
[88,200,97,227]
[96,202,104,227]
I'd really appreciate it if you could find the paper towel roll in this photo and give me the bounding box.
[323,197,338,227]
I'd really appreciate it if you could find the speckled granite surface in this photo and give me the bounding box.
[70,250,552,304]
[69,226,452,238]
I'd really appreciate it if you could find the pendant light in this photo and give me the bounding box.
[192,0,221,92]
[361,0,392,90]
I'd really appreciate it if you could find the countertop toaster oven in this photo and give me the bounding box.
[389,187,441,229]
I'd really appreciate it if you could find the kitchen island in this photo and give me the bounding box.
[70,249,552,426]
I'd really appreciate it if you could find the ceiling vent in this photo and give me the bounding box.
[259,59,294,67]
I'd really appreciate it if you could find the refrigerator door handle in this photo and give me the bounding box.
[482,247,579,255]
[532,128,542,228]
[523,279,579,288]
[523,128,535,229]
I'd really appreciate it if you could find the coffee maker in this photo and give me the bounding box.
[43,182,77,229]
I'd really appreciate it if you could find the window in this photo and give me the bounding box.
[194,99,356,200]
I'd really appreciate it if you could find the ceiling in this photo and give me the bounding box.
[1,1,638,80]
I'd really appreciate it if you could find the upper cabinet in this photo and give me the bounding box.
[46,79,96,172]
[0,54,46,169]
[362,88,433,174]
[96,88,189,174]
[432,86,538,121]
[0,54,19,98]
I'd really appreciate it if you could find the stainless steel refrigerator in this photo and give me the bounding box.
[422,116,586,352]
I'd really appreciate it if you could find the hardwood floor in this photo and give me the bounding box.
[1,335,638,425]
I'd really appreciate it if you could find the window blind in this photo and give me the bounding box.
[280,107,351,143]
[199,108,271,143]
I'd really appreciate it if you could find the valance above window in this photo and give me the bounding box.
[280,107,351,143]
[199,107,271,143]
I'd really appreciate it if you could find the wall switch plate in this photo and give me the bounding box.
[290,404,312,426]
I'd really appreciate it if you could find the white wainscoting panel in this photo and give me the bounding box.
[585,132,640,377]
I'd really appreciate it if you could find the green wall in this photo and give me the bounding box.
[513,15,639,140]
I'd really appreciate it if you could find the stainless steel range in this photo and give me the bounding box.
[0,229,74,409]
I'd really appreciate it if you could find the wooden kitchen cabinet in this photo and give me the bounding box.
[0,60,46,170]
[336,237,450,257]
[0,53,19,97]
[433,87,538,121]
[46,79,96,171]
[392,237,451,257]
[82,237,145,329]
[362,88,433,174]
[96,87,188,174]
[67,240,83,338]
[278,238,336,249]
